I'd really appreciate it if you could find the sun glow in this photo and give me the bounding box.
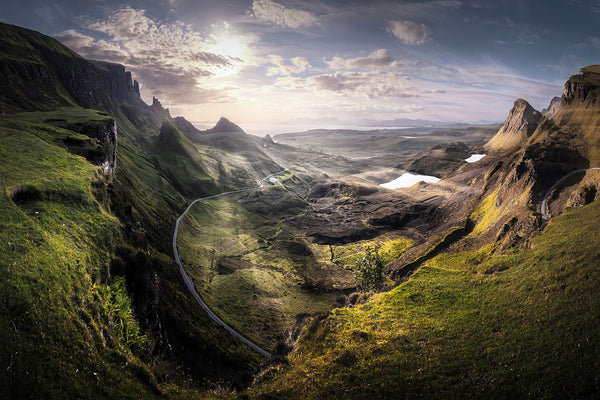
[211,35,245,59]
[207,28,252,77]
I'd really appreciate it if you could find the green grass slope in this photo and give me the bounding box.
[249,196,600,399]
[0,111,161,398]
[0,23,79,112]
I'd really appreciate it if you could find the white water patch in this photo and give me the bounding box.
[465,154,486,163]
[380,173,440,189]
[401,136,417,139]
[267,177,279,183]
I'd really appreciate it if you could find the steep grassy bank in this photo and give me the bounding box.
[249,198,600,399]
[0,112,160,398]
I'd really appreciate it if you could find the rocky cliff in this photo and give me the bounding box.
[76,118,118,175]
[486,98,542,152]
[0,23,144,114]
[560,65,600,106]
[542,96,561,118]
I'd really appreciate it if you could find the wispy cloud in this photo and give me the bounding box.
[275,70,417,99]
[266,55,311,76]
[325,49,402,70]
[250,0,318,29]
[388,20,429,45]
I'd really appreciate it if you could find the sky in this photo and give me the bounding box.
[1,0,599,134]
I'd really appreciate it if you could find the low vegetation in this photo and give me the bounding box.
[248,199,600,399]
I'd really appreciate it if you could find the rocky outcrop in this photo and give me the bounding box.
[290,179,444,244]
[67,118,118,175]
[542,96,561,118]
[486,99,542,152]
[401,141,479,178]
[150,96,172,124]
[260,134,276,147]
[561,65,600,106]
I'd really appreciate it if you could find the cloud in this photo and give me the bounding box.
[275,70,417,99]
[334,102,424,114]
[251,0,318,29]
[55,7,246,105]
[325,49,402,70]
[401,61,563,110]
[388,20,429,45]
[267,55,311,76]
[568,0,600,13]
[54,29,95,48]
[54,30,130,63]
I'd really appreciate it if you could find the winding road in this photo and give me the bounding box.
[540,168,600,224]
[172,169,287,359]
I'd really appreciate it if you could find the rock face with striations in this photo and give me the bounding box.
[486,99,542,152]
[542,96,561,118]
[561,65,600,106]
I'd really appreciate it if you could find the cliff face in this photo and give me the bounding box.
[542,96,561,118]
[553,65,600,165]
[0,23,144,114]
[472,70,600,250]
[149,96,172,126]
[82,118,118,175]
[561,65,600,106]
[486,99,542,152]
[58,59,144,112]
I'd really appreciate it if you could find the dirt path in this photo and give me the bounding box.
[172,169,287,358]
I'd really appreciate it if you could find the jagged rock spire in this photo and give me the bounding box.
[486,99,542,152]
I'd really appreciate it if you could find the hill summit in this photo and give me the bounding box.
[486,98,542,152]
[206,117,245,134]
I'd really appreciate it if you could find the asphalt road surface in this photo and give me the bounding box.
[541,168,600,224]
[172,169,287,358]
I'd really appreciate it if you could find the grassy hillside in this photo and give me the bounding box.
[0,110,161,398]
[249,196,600,399]
[0,22,282,394]
[246,67,600,399]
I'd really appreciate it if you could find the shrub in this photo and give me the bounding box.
[354,246,385,292]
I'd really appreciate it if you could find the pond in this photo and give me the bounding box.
[380,172,440,189]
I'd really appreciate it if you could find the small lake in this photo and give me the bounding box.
[465,154,486,163]
[380,172,440,189]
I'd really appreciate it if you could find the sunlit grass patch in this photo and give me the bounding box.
[0,112,155,398]
[250,199,600,398]
[331,235,413,268]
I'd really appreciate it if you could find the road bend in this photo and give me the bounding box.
[541,167,600,224]
[172,169,287,358]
